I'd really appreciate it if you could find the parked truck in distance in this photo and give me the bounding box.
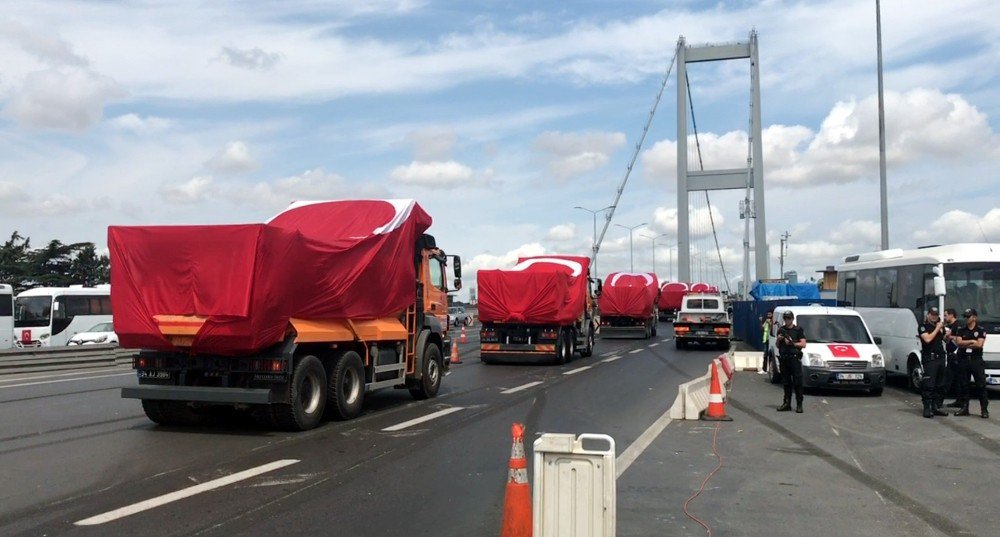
[112,199,461,431]
[673,293,731,350]
[478,256,599,364]
[598,272,659,339]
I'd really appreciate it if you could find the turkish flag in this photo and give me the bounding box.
[828,344,859,358]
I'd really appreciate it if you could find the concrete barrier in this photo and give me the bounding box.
[729,350,763,371]
[0,346,136,375]
[669,356,734,420]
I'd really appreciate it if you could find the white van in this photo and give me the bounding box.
[1,284,13,349]
[766,305,886,395]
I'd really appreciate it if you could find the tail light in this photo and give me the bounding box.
[539,329,558,340]
[251,359,286,372]
[674,326,690,333]
[714,327,731,335]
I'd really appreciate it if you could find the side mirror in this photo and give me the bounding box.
[594,279,603,298]
[449,255,462,290]
[874,336,883,345]
[453,278,462,291]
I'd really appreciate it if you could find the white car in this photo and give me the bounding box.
[67,322,118,346]
[766,306,885,395]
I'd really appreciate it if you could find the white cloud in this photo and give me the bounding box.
[216,46,283,71]
[390,160,474,188]
[109,113,173,134]
[406,127,457,160]
[0,181,27,202]
[0,19,87,67]
[234,167,392,210]
[2,67,125,130]
[650,205,725,238]
[160,175,216,204]
[205,141,257,174]
[466,242,547,275]
[828,219,882,245]
[533,131,625,180]
[914,208,1000,244]
[544,223,576,242]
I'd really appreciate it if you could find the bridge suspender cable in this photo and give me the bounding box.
[592,39,681,266]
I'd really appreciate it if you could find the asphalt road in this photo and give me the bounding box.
[2,327,996,537]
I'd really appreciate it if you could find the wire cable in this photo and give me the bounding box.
[682,420,724,536]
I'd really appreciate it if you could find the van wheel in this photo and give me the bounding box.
[274,355,327,431]
[410,344,443,400]
[907,356,923,393]
[328,351,366,418]
[141,400,202,427]
[580,327,595,357]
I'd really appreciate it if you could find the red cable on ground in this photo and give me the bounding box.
[682,420,724,537]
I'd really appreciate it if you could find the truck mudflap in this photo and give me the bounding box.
[121,385,281,404]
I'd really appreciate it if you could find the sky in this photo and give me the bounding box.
[0,0,997,300]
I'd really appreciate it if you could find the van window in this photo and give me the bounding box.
[796,315,871,344]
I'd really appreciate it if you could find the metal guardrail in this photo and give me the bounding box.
[0,345,137,375]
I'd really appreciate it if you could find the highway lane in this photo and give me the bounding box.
[0,325,719,536]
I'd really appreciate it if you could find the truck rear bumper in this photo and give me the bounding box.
[599,326,647,339]
[480,343,557,363]
[122,385,276,404]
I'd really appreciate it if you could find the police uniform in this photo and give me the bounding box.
[942,318,961,407]
[954,309,988,418]
[917,311,948,418]
[776,320,806,413]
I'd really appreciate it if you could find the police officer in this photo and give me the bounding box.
[775,310,806,413]
[954,308,988,418]
[918,306,949,418]
[942,308,962,408]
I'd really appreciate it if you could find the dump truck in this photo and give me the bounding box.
[657,281,689,321]
[111,199,461,431]
[477,256,599,364]
[598,272,659,339]
[672,292,731,350]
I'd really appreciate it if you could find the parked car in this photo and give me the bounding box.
[449,306,472,327]
[67,322,118,346]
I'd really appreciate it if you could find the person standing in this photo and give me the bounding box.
[775,311,806,413]
[918,307,949,418]
[758,311,773,375]
[954,309,989,419]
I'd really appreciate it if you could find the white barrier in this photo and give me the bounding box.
[533,433,616,537]
[669,357,732,420]
[729,350,763,371]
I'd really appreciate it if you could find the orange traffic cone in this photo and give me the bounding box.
[703,361,733,421]
[500,423,532,537]
[718,353,734,378]
[460,325,468,344]
[450,341,462,364]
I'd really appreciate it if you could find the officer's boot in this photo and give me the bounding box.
[795,400,803,414]
[931,402,948,417]
[776,398,791,412]
[922,401,933,418]
[980,396,989,419]
[954,402,970,416]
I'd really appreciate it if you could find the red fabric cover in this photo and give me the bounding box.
[599,272,660,318]
[478,255,591,325]
[109,200,432,355]
[658,282,689,310]
[690,282,711,293]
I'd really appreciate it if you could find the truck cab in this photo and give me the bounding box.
[766,306,885,395]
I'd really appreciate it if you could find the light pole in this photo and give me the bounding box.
[574,205,613,277]
[876,0,889,250]
[639,233,671,277]
[615,222,647,272]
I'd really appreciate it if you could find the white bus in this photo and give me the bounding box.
[836,243,1000,390]
[14,286,113,347]
[1,284,13,349]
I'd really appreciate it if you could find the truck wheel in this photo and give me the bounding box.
[555,330,571,365]
[410,344,443,400]
[328,351,366,418]
[274,355,327,431]
[580,327,594,357]
[141,400,202,427]
[719,339,731,351]
[651,323,658,338]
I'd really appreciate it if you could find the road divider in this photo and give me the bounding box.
[729,350,763,371]
[74,459,300,526]
[382,406,464,432]
[0,371,134,390]
[669,355,733,420]
[0,346,136,376]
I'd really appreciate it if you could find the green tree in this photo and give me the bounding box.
[0,232,32,293]
[0,233,111,293]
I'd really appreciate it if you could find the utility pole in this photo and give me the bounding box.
[615,222,646,273]
[876,0,889,250]
[574,205,612,278]
[640,233,670,277]
[779,231,790,277]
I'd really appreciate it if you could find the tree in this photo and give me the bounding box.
[0,232,32,292]
[0,232,111,293]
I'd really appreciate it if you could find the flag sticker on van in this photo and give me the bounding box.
[828,344,859,358]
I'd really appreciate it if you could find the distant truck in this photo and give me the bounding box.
[657,281,689,321]
[111,199,461,431]
[598,272,659,339]
[478,256,599,364]
[672,293,731,350]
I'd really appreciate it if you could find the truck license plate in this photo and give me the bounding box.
[837,373,864,380]
[988,377,1000,385]
[137,370,171,379]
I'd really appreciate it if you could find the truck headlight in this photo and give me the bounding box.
[871,354,884,367]
[807,353,827,367]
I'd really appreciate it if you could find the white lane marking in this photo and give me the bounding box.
[647,343,659,348]
[0,372,134,390]
[600,352,616,357]
[831,427,840,437]
[381,407,464,432]
[602,356,622,363]
[617,407,674,479]
[501,381,544,394]
[74,459,300,526]
[628,349,643,355]
[0,366,129,384]
[660,338,671,342]
[563,366,592,376]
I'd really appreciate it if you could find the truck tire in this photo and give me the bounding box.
[410,344,443,400]
[141,400,202,427]
[651,323,658,338]
[719,339,731,351]
[273,355,327,431]
[555,330,571,365]
[328,351,366,418]
[580,327,594,357]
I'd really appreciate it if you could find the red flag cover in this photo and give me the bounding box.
[109,199,432,355]
[599,272,660,318]
[827,344,860,358]
[657,281,689,311]
[477,256,591,325]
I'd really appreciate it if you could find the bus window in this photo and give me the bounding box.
[0,295,11,317]
[874,268,897,308]
[856,270,876,306]
[897,265,924,319]
[946,263,1000,323]
[14,296,52,328]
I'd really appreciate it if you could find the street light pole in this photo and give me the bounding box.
[615,222,647,272]
[876,0,889,250]
[574,205,612,278]
[640,233,671,277]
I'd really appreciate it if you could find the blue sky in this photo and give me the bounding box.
[0,0,998,298]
